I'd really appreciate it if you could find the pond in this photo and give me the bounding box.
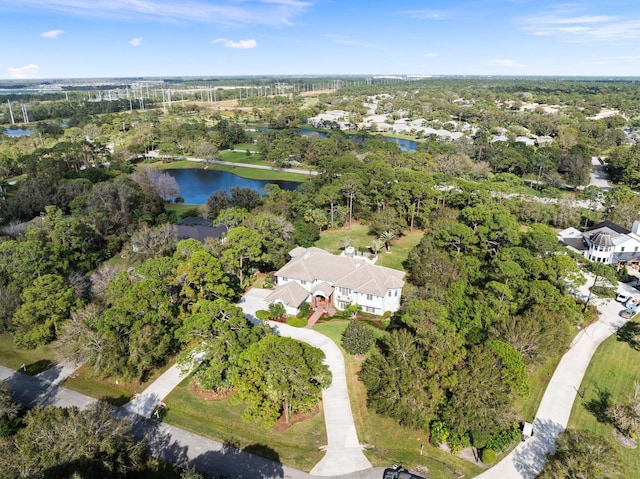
[297,128,419,151]
[4,128,33,137]
[166,168,302,204]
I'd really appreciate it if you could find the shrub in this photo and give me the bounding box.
[470,429,491,449]
[448,434,470,455]
[481,448,497,465]
[429,421,450,446]
[255,310,269,320]
[297,302,311,319]
[341,320,374,355]
[486,424,521,453]
[286,317,307,328]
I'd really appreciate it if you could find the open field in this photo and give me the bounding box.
[162,378,327,472]
[314,222,423,271]
[567,321,640,476]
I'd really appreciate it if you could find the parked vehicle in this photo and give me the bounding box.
[616,292,631,303]
[383,465,426,479]
[620,308,635,319]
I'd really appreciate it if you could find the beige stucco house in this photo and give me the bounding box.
[265,247,405,316]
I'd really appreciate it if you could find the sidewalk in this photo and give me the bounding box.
[122,363,192,418]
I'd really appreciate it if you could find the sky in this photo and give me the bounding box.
[2,0,640,79]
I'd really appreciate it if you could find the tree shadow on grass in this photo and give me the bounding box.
[616,321,640,351]
[24,359,55,376]
[584,385,612,425]
[100,394,130,407]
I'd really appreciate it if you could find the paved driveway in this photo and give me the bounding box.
[477,286,630,479]
[238,289,372,476]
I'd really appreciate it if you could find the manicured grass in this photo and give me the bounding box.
[230,143,257,151]
[165,203,200,218]
[218,150,263,164]
[567,321,640,476]
[0,334,56,375]
[314,222,423,271]
[63,360,176,406]
[312,321,482,478]
[62,367,131,406]
[518,353,564,422]
[162,378,327,472]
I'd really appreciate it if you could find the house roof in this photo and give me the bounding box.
[333,263,405,297]
[311,282,334,298]
[175,217,228,243]
[277,247,359,283]
[264,282,309,308]
[587,221,630,235]
[590,231,614,247]
[275,247,405,296]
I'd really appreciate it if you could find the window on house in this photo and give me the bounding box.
[388,291,392,297]
[395,290,398,297]
[282,277,288,282]
[364,306,377,314]
[366,294,373,301]
[636,246,639,252]
[622,247,626,252]
[300,280,306,285]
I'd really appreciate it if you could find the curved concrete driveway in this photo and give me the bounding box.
[238,288,372,476]
[477,282,630,479]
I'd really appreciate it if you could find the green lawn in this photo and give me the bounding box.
[0,334,56,375]
[162,378,327,472]
[63,360,176,406]
[567,320,640,476]
[312,321,482,478]
[518,353,564,422]
[314,222,423,271]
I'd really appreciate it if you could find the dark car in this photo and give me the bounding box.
[383,466,426,479]
[620,308,635,319]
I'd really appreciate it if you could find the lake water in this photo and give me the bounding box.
[167,168,302,204]
[297,129,418,151]
[4,128,33,137]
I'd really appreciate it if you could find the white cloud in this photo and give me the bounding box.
[488,59,523,68]
[212,38,257,49]
[405,9,448,20]
[130,37,143,46]
[6,0,310,26]
[519,6,640,42]
[324,34,384,50]
[424,52,439,58]
[7,64,39,79]
[40,29,64,38]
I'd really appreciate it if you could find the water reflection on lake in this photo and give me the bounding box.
[297,129,418,151]
[167,168,302,204]
[4,128,33,137]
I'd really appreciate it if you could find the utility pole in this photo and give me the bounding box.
[7,100,14,124]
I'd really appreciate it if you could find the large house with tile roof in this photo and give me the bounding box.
[558,220,640,266]
[265,247,405,316]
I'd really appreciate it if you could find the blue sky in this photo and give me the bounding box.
[1,0,640,79]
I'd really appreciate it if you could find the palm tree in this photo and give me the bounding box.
[379,230,396,253]
[370,239,384,256]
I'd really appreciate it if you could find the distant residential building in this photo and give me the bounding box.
[558,220,640,266]
[175,217,227,243]
[265,247,405,316]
